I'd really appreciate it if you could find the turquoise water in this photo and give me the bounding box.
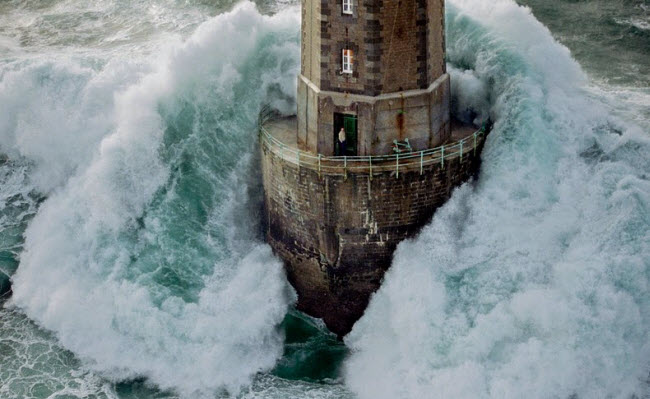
[0,0,648,398]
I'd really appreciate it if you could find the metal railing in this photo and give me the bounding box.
[260,123,488,178]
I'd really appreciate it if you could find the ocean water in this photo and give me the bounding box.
[345,1,650,397]
[0,0,648,398]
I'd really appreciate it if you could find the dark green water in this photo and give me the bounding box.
[272,311,347,382]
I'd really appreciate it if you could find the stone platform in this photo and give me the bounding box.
[260,116,487,337]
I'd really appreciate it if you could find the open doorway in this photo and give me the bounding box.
[333,113,358,156]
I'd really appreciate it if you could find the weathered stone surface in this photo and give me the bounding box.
[297,74,451,156]
[264,0,480,337]
[261,123,486,336]
[297,0,450,157]
[302,0,446,95]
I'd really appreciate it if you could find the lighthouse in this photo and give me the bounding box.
[260,0,487,337]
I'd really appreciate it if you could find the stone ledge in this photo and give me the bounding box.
[261,116,487,177]
[299,72,449,104]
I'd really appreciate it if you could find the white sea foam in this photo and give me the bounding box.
[616,17,650,32]
[586,83,650,129]
[7,3,301,397]
[0,306,120,399]
[0,59,152,193]
[0,0,212,53]
[2,0,649,397]
[344,1,650,398]
[242,375,351,399]
[449,66,490,125]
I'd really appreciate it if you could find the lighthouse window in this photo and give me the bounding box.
[342,0,353,14]
[342,49,353,74]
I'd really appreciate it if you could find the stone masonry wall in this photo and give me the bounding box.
[315,0,445,96]
[261,130,485,336]
[301,0,321,84]
[298,73,451,156]
[297,0,449,158]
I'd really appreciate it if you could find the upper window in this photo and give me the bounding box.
[342,0,353,15]
[342,49,353,74]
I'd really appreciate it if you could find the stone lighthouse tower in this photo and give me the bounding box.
[261,0,486,337]
[297,0,450,156]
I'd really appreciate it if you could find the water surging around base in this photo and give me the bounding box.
[0,0,648,398]
[5,4,301,397]
[344,1,650,398]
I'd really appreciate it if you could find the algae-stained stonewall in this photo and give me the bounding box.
[260,0,488,337]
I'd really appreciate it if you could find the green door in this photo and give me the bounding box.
[343,115,357,156]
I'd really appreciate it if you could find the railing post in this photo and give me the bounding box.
[297,151,300,170]
[441,146,445,169]
[318,154,322,178]
[369,157,373,181]
[460,141,464,161]
[396,153,399,179]
[344,156,348,180]
[474,132,477,155]
[420,151,424,175]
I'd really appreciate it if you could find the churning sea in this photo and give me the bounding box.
[0,0,648,398]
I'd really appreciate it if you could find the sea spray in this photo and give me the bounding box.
[7,3,301,397]
[0,60,149,194]
[344,1,650,398]
[0,0,647,397]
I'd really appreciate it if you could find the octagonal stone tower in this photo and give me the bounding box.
[298,0,450,156]
[261,0,487,337]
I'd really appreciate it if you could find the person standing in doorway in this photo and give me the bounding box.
[338,127,347,156]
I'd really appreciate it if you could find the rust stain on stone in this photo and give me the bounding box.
[396,112,405,140]
[396,96,406,140]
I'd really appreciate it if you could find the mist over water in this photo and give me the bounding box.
[515,0,650,134]
[0,0,648,398]
[517,0,650,87]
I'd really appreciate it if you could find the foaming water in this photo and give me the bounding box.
[0,306,119,399]
[516,0,650,88]
[5,3,302,397]
[0,302,351,399]
[344,1,650,398]
[0,0,212,55]
[0,58,151,193]
[0,0,648,397]
[515,0,650,144]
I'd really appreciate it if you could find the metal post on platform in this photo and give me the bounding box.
[297,151,300,169]
[474,132,477,155]
[420,151,424,175]
[396,153,400,179]
[369,157,373,181]
[344,156,348,180]
[318,154,322,178]
[441,146,445,168]
[460,141,464,161]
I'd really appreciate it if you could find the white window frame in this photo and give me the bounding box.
[342,0,353,15]
[342,49,353,74]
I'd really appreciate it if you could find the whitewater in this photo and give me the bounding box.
[0,0,648,398]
